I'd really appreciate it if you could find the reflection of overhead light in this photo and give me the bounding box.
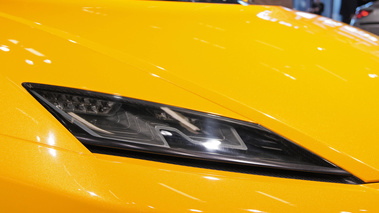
[284,73,296,80]
[25,59,34,65]
[213,44,226,49]
[82,7,94,13]
[246,210,264,213]
[203,176,220,181]
[317,47,324,51]
[295,12,317,19]
[256,191,294,206]
[316,64,348,82]
[189,210,203,213]
[8,39,19,44]
[48,148,57,157]
[202,139,221,150]
[0,46,10,52]
[369,74,378,78]
[160,130,172,136]
[159,183,203,202]
[342,26,358,33]
[88,191,98,197]
[256,40,283,51]
[44,59,52,64]
[279,21,292,27]
[156,66,165,71]
[35,22,41,25]
[148,206,155,209]
[48,132,55,145]
[69,39,77,43]
[263,113,276,120]
[341,26,378,43]
[161,107,200,132]
[25,48,45,57]
[257,10,273,21]
[318,17,343,27]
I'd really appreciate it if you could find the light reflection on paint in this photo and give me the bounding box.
[16,107,38,124]
[48,132,55,146]
[203,176,220,181]
[82,6,107,16]
[340,25,378,45]
[284,73,296,80]
[257,10,273,21]
[88,191,99,197]
[317,17,343,28]
[48,148,57,157]
[151,73,160,78]
[246,210,265,213]
[295,11,317,19]
[256,191,295,206]
[279,21,292,27]
[156,66,165,70]
[25,59,34,65]
[159,183,204,202]
[316,64,347,82]
[25,48,45,57]
[0,46,10,52]
[8,39,19,44]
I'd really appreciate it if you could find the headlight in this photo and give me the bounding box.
[24,83,361,183]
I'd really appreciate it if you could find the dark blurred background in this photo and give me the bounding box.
[170,0,376,25]
[293,0,375,22]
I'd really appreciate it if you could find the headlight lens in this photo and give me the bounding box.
[24,83,349,176]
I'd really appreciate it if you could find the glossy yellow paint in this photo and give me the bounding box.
[1,0,379,212]
[0,134,379,213]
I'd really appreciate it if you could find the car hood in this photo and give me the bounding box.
[2,0,379,182]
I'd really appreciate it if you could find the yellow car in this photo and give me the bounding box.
[1,0,379,212]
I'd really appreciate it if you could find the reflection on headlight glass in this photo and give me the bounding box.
[24,83,347,175]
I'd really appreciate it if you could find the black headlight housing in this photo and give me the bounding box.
[23,83,363,184]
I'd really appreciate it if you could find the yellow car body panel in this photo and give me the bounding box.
[1,0,379,212]
[0,133,379,213]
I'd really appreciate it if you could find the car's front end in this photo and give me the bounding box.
[2,0,379,212]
